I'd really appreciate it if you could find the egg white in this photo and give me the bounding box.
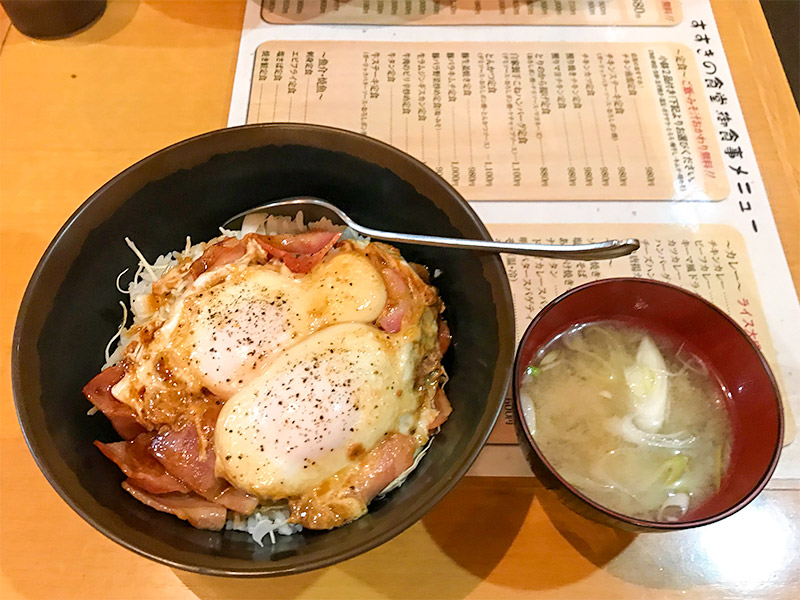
[215,322,420,498]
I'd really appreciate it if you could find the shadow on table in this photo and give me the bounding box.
[533,484,637,571]
[431,481,636,592]
[177,478,636,599]
[175,477,526,600]
[344,478,635,595]
[417,477,538,581]
[175,569,325,600]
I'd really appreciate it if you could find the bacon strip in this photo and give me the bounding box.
[376,268,413,333]
[99,429,257,515]
[95,434,189,494]
[257,230,341,255]
[148,425,217,494]
[122,481,227,530]
[83,365,145,440]
[349,434,417,504]
[213,486,259,515]
[187,230,342,279]
[189,237,247,280]
[355,242,439,335]
[253,230,341,274]
[437,320,451,355]
[428,388,452,431]
[289,433,417,529]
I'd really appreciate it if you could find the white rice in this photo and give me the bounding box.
[225,505,302,546]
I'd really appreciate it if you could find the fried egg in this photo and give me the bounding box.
[215,322,420,498]
[102,233,449,531]
[111,250,387,414]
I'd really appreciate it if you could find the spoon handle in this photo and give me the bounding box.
[225,197,640,261]
[351,225,640,261]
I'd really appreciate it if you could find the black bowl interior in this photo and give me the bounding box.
[12,124,514,576]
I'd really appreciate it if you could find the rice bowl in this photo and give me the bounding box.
[13,123,514,575]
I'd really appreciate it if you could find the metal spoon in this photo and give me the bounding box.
[223,197,639,261]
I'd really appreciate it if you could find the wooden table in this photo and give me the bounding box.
[1,1,799,598]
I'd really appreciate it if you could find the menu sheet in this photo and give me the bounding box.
[228,0,800,483]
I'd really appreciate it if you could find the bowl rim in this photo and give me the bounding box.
[512,277,784,531]
[12,122,515,575]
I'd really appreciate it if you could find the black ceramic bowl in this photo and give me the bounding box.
[512,278,782,532]
[13,124,515,576]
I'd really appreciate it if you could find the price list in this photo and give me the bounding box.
[247,41,728,201]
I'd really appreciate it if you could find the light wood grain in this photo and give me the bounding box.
[1,1,799,599]
[713,0,800,284]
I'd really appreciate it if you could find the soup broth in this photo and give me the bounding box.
[520,322,731,522]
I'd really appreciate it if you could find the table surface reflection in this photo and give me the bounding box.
[1,1,799,598]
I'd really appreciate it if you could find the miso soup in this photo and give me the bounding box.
[520,322,732,522]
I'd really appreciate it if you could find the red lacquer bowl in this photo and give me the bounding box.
[512,278,783,531]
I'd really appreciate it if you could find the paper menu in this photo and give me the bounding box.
[484,222,795,445]
[260,0,683,26]
[247,41,727,201]
[228,0,800,482]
